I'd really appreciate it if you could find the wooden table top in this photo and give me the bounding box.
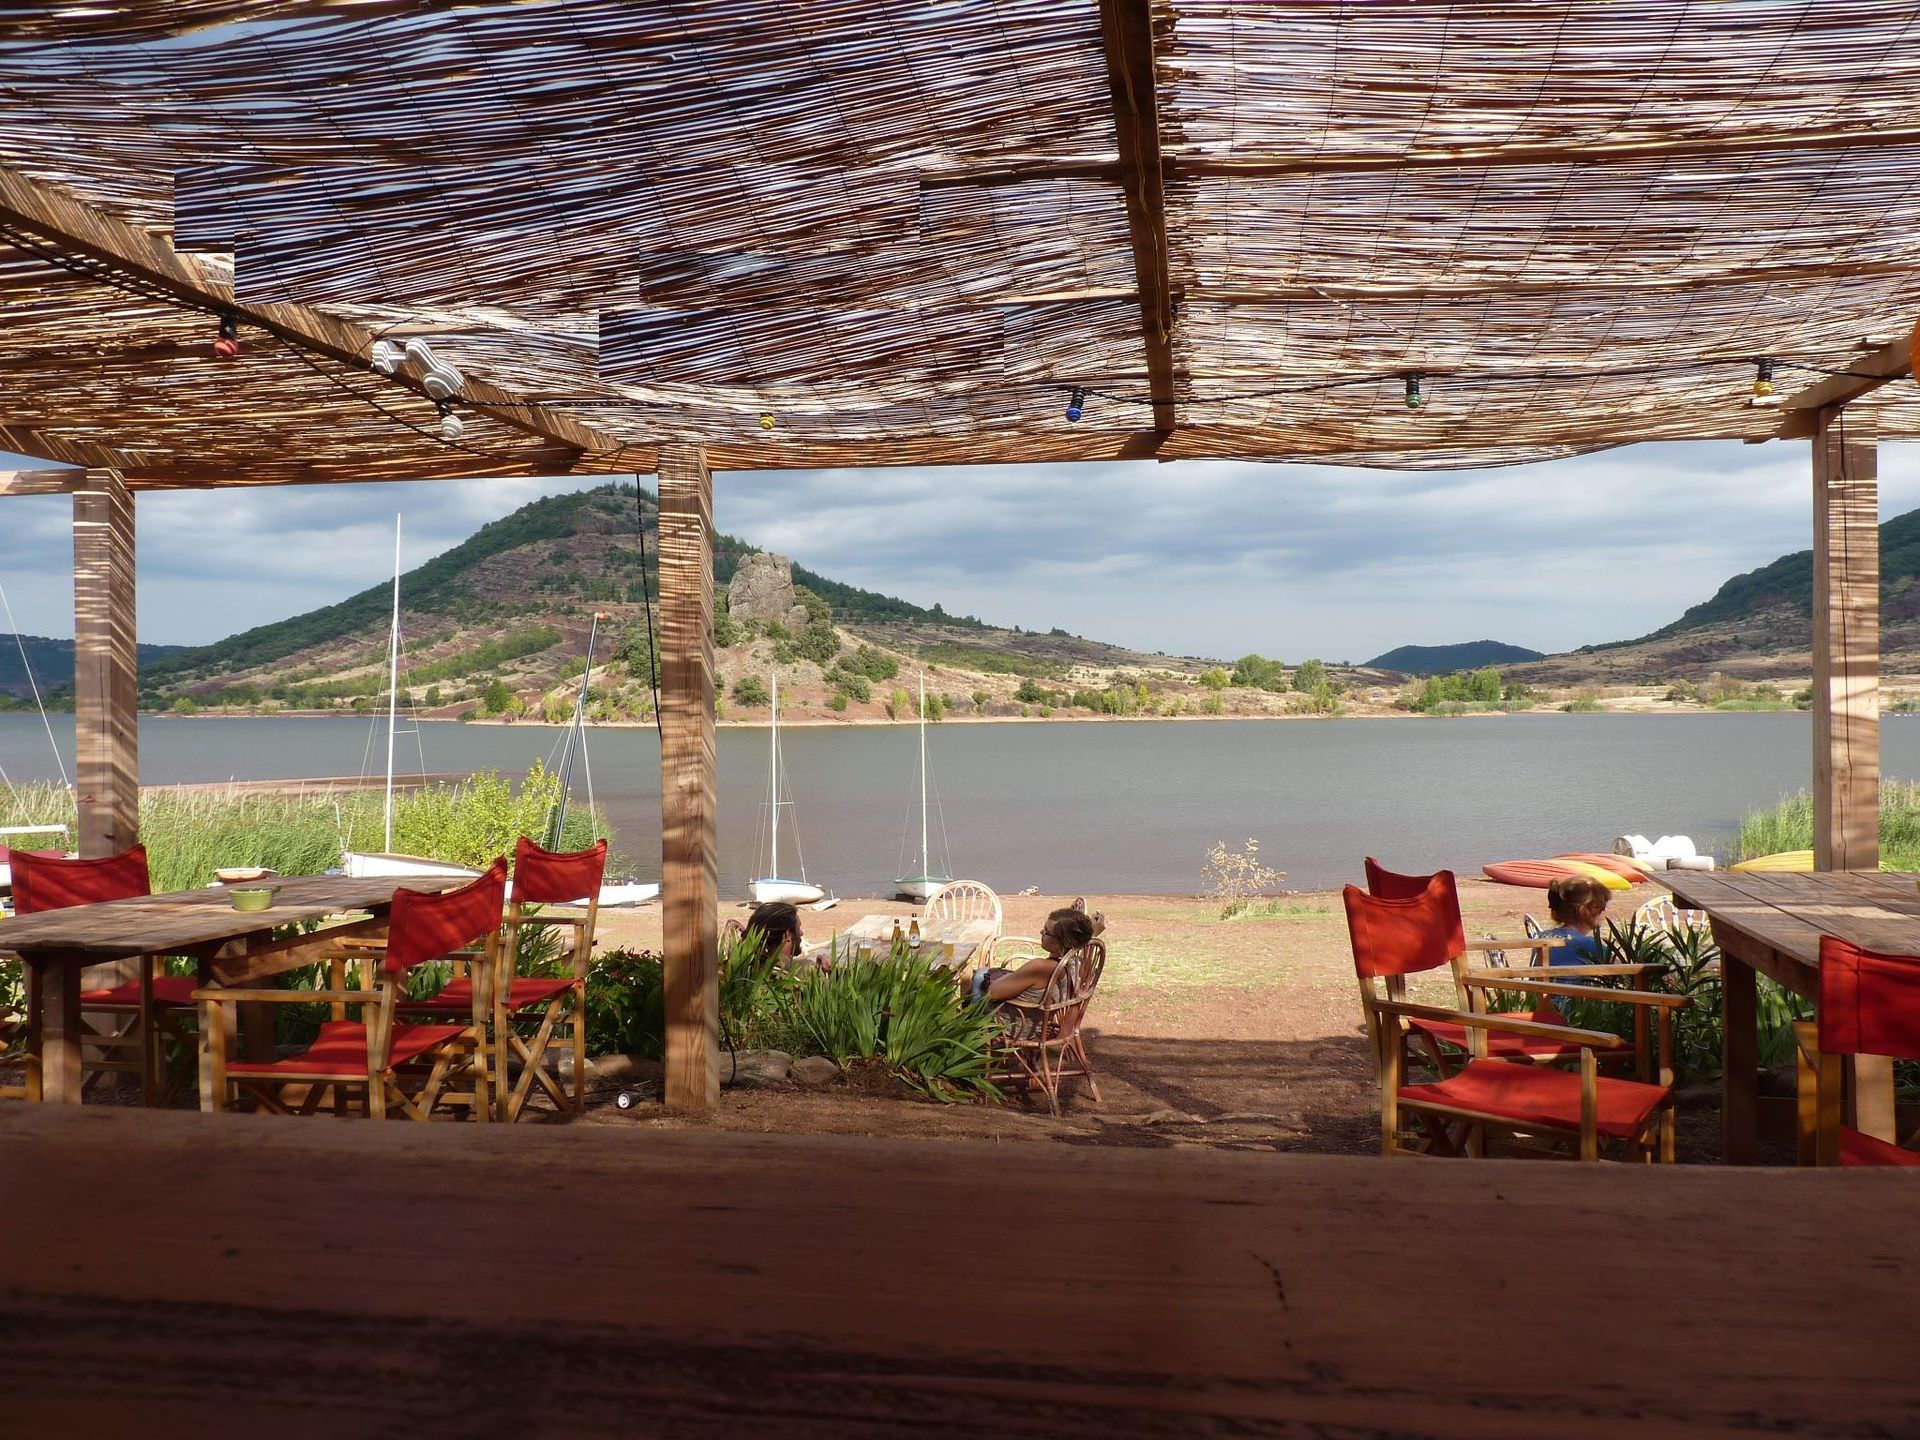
[0,874,464,961]
[0,1106,1914,1437]
[1660,869,1920,968]
[808,913,997,967]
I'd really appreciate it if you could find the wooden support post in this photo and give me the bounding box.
[1811,408,1879,872]
[657,445,719,1110]
[73,469,139,858]
[1811,408,1896,1142]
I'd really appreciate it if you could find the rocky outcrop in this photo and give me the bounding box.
[729,552,808,632]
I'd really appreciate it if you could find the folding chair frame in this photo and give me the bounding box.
[494,895,596,1121]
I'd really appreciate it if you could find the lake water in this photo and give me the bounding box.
[2,712,1909,895]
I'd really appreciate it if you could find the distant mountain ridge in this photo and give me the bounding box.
[0,635,187,701]
[1366,640,1545,675]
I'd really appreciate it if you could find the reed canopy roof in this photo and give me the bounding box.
[5,0,1920,489]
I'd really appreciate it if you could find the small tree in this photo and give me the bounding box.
[170,695,197,715]
[888,686,912,720]
[1204,838,1283,918]
[732,675,770,707]
[1292,658,1326,693]
[1198,667,1230,690]
[425,684,443,708]
[972,689,990,711]
[482,678,514,714]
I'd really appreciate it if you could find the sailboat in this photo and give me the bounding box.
[894,671,952,901]
[0,579,76,902]
[343,517,457,881]
[748,672,824,905]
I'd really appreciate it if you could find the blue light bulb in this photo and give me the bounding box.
[1066,386,1087,423]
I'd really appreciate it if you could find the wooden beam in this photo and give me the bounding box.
[1097,0,1176,439]
[0,164,625,464]
[1782,335,1912,413]
[1810,408,1896,1144]
[0,468,83,496]
[923,122,1920,189]
[1811,407,1879,873]
[72,467,141,1004]
[656,443,719,1110]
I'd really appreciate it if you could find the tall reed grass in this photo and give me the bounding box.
[1736,782,1920,869]
[0,761,606,892]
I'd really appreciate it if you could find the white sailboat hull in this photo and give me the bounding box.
[893,876,951,902]
[750,878,825,906]
[345,851,658,907]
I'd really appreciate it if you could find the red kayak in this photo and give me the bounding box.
[1482,859,1586,889]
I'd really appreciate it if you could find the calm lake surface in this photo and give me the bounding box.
[2,712,1910,895]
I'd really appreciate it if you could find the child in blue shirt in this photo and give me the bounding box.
[1537,875,1610,1011]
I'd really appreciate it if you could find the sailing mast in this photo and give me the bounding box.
[917,671,929,880]
[383,515,402,853]
[548,611,601,848]
[769,670,780,881]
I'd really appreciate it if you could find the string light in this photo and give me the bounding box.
[1065,386,1086,422]
[759,413,776,430]
[213,313,241,359]
[435,397,464,440]
[1403,374,1424,410]
[1750,357,1780,407]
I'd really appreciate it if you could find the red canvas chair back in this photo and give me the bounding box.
[11,844,150,914]
[1365,857,1444,902]
[1344,873,1465,978]
[1818,937,1920,1060]
[511,836,607,906]
[384,858,508,975]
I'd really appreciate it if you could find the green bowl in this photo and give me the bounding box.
[229,887,277,913]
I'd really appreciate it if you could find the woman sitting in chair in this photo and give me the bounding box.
[742,900,804,961]
[966,899,1103,1006]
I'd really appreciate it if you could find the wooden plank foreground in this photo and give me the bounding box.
[0,1108,1914,1438]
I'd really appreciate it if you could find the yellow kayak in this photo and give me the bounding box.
[1556,858,1632,891]
[1729,850,1815,874]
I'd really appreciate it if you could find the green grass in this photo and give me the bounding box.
[1712,698,1793,713]
[1222,899,1332,921]
[1736,781,1920,869]
[0,762,607,893]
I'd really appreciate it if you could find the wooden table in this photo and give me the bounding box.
[0,874,467,1105]
[1,1106,1916,1437]
[806,913,998,968]
[1660,869,1911,1163]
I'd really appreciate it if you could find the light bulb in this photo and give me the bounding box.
[1065,386,1086,422]
[441,411,465,441]
[759,413,776,431]
[1404,375,1424,410]
[1750,357,1779,406]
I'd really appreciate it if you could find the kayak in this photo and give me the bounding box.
[1729,850,1815,874]
[1483,857,1631,890]
[1554,852,1652,881]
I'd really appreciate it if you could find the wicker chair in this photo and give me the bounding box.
[923,880,1002,966]
[985,938,1105,1116]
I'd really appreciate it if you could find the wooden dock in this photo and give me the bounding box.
[0,1106,1912,1437]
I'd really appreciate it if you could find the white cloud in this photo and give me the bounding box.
[5,440,1920,660]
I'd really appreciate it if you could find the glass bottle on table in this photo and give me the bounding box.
[908,917,922,950]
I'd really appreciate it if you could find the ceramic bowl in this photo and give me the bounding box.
[228,887,278,913]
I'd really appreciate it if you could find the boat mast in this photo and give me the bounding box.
[383,515,402,853]
[918,670,929,877]
[549,611,601,849]
[769,670,780,880]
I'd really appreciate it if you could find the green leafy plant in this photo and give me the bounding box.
[791,943,1000,1101]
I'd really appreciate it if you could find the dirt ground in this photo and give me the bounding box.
[576,879,1738,1161]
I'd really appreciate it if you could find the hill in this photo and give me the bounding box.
[136,483,1340,725]
[1511,505,1920,685]
[0,635,187,704]
[1365,640,1544,675]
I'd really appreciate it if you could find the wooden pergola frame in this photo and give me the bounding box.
[1,2,1915,1125]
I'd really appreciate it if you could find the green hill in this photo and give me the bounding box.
[0,635,187,704]
[139,483,963,691]
[1366,640,1545,675]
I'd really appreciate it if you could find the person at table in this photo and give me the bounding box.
[743,901,803,961]
[1536,875,1610,1010]
[965,899,1104,1005]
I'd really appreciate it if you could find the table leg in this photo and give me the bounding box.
[1722,953,1759,1165]
[34,957,85,1105]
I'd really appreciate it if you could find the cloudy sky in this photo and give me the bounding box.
[5,440,1919,663]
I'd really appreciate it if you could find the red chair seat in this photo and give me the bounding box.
[226,1020,469,1076]
[402,976,575,1013]
[1840,1126,1920,1167]
[1402,1058,1669,1141]
[79,974,199,1008]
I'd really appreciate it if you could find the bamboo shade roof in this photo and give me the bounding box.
[5,0,1920,488]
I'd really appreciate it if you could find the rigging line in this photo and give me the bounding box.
[0,578,71,789]
[632,479,663,736]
